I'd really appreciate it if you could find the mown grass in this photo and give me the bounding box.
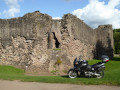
[0,56,120,85]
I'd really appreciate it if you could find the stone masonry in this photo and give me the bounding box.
[0,11,113,72]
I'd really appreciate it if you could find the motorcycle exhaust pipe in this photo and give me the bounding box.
[94,73,100,76]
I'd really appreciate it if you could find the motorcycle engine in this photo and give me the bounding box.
[86,65,92,71]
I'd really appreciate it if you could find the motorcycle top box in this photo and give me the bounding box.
[101,55,109,63]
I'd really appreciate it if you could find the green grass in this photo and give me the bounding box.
[0,56,120,85]
[53,48,61,51]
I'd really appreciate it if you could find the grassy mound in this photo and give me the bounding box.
[0,65,24,75]
[0,65,24,80]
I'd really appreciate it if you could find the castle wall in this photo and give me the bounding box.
[0,11,113,72]
[61,14,96,45]
[95,25,114,58]
[0,12,52,47]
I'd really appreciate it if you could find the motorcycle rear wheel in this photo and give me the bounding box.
[96,70,104,78]
[68,69,77,78]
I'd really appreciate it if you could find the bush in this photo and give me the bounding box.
[55,57,62,66]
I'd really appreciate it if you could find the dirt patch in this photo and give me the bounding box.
[0,80,120,90]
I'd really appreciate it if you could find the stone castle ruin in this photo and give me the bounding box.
[0,11,113,72]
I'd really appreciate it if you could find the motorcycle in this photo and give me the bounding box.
[68,55,109,78]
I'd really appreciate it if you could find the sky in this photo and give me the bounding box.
[0,0,120,29]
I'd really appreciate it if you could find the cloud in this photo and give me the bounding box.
[3,8,20,18]
[72,0,120,29]
[3,0,22,18]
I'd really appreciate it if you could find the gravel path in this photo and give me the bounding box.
[0,80,120,90]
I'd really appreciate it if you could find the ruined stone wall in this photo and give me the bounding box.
[0,11,113,72]
[61,14,96,45]
[59,14,96,62]
[0,11,52,47]
[94,25,114,58]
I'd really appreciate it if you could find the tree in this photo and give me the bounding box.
[113,29,120,33]
[113,29,120,54]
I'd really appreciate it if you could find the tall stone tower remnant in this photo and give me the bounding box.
[0,11,113,72]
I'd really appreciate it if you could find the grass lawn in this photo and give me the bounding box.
[0,56,120,85]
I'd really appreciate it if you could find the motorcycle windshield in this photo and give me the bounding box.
[73,58,77,65]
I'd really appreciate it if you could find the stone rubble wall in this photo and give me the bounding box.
[0,11,113,72]
[95,25,113,59]
[60,14,96,63]
[0,11,52,47]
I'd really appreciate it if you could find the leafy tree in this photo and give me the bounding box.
[113,29,120,54]
[113,29,120,33]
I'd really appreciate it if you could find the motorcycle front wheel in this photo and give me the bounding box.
[68,69,77,78]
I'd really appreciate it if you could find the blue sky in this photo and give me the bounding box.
[0,0,120,29]
[0,0,89,18]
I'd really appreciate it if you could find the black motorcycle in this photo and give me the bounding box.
[68,55,109,78]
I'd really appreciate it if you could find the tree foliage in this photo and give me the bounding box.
[113,29,120,33]
[113,29,120,54]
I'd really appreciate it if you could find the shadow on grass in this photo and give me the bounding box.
[111,57,120,61]
[61,75,90,79]
[61,75,69,78]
